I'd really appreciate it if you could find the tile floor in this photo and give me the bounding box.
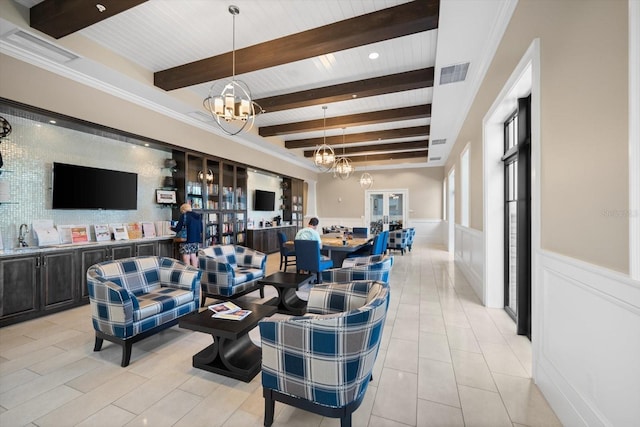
[0,242,562,426]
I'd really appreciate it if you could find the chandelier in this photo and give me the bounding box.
[313,106,335,172]
[359,155,373,188]
[334,128,353,180]
[203,5,263,136]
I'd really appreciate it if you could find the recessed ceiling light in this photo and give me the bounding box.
[352,94,357,99]
[144,143,149,147]
[368,52,379,60]
[49,120,56,124]
[96,4,106,12]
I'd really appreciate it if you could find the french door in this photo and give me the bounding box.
[502,95,531,338]
[365,190,407,235]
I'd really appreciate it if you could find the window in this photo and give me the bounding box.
[460,145,470,227]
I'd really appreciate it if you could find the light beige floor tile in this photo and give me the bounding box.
[417,358,460,407]
[0,329,84,360]
[0,385,82,427]
[446,325,481,353]
[0,333,35,350]
[470,322,507,345]
[273,404,324,427]
[384,338,419,373]
[478,342,529,378]
[503,334,533,377]
[419,331,451,362]
[372,368,417,426]
[173,385,252,427]
[416,399,464,427]
[113,369,191,414]
[34,371,148,427]
[0,346,65,376]
[28,345,93,375]
[65,361,130,393]
[125,389,202,427]
[395,303,420,320]
[0,368,40,394]
[76,404,136,427]
[178,370,225,397]
[420,313,447,335]
[492,373,563,427]
[367,414,413,426]
[391,318,419,342]
[458,385,512,427]
[450,350,497,392]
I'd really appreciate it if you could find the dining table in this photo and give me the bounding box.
[284,235,373,267]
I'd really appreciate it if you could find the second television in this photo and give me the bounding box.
[254,189,275,211]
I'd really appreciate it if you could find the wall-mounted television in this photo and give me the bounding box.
[254,189,275,211]
[52,162,138,210]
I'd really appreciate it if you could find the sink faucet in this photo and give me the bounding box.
[18,224,28,247]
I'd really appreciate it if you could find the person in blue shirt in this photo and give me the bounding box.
[295,217,322,243]
[171,203,202,267]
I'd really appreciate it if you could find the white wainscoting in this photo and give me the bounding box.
[454,225,484,301]
[319,217,443,245]
[535,250,640,427]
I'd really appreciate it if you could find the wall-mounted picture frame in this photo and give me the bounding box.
[156,189,176,204]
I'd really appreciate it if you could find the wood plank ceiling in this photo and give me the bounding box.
[26,0,440,166]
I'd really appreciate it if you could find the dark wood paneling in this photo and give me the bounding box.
[303,140,429,158]
[259,105,431,137]
[285,126,430,149]
[256,68,434,113]
[30,0,148,39]
[155,1,439,91]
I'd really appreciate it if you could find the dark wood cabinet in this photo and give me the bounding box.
[282,177,304,229]
[0,238,175,327]
[247,226,297,254]
[41,251,76,311]
[0,255,39,323]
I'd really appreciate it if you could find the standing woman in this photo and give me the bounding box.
[171,203,202,267]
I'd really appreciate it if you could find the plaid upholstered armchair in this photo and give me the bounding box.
[387,228,409,255]
[322,254,394,285]
[87,256,201,367]
[198,244,266,306]
[259,280,390,427]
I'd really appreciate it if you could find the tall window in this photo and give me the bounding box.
[502,95,531,338]
[460,145,470,227]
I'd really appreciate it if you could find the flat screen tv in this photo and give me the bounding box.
[52,162,138,210]
[254,189,275,211]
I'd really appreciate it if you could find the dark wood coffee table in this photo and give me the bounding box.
[178,302,277,382]
[259,272,314,315]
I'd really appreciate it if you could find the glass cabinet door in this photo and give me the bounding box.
[236,212,246,245]
[186,154,204,210]
[236,166,247,210]
[204,212,218,246]
[205,158,219,210]
[221,213,234,244]
[222,163,235,210]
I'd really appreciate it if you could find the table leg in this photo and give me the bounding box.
[192,333,262,382]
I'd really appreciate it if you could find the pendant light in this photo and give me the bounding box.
[334,128,353,180]
[313,106,335,172]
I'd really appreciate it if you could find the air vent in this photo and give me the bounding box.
[431,139,447,145]
[440,63,469,85]
[430,156,441,161]
[3,29,79,63]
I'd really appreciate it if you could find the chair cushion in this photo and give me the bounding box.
[92,257,161,295]
[306,281,371,314]
[134,287,196,321]
[232,267,265,286]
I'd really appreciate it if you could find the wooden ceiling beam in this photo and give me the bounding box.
[256,68,434,113]
[303,140,429,158]
[154,0,439,91]
[30,0,148,39]
[285,125,429,149]
[260,104,431,137]
[348,150,429,163]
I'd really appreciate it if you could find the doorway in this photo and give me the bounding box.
[365,190,407,234]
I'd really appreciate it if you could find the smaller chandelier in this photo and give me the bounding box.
[198,169,214,183]
[359,172,374,188]
[313,106,335,172]
[334,128,353,180]
[203,5,262,136]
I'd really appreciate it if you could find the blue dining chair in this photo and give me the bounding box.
[278,232,296,271]
[294,239,333,283]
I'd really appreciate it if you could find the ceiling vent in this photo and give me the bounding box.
[2,29,79,63]
[430,156,441,161]
[439,62,469,85]
[431,139,447,145]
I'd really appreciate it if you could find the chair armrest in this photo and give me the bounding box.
[87,276,136,336]
[198,254,235,286]
[237,247,267,270]
[159,257,202,292]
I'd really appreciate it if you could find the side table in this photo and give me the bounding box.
[259,272,314,315]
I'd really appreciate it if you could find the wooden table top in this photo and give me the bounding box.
[320,236,371,249]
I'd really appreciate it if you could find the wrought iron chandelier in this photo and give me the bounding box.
[203,5,263,136]
[334,128,353,180]
[313,106,335,172]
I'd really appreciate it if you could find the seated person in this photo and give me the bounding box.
[295,217,322,243]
